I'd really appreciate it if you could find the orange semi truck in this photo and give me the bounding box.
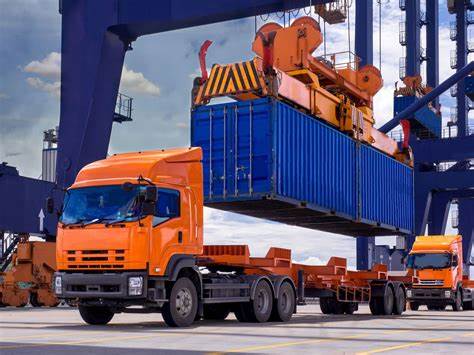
[52,148,412,327]
[406,235,474,311]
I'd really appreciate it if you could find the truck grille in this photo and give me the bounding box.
[65,249,125,269]
[418,280,444,286]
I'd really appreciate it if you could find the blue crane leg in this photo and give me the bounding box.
[458,199,474,274]
[355,0,373,67]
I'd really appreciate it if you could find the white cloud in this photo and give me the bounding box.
[26,77,60,97]
[22,52,160,97]
[24,51,61,78]
[120,66,160,96]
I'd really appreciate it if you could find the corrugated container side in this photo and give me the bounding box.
[274,102,356,219]
[359,145,414,232]
[191,98,414,235]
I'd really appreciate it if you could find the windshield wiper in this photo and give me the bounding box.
[64,217,111,228]
[105,218,128,226]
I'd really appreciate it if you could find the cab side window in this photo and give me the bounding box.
[153,188,180,226]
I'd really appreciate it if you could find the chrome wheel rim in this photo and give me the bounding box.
[176,288,192,317]
[256,288,270,314]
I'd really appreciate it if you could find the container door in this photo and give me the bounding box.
[191,99,272,202]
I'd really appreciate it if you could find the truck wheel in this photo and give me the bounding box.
[393,287,406,315]
[78,305,114,325]
[30,293,43,307]
[162,277,198,327]
[271,281,295,322]
[234,303,251,322]
[343,302,358,315]
[409,302,419,311]
[333,300,345,314]
[320,297,335,314]
[463,300,473,310]
[203,304,230,320]
[246,280,273,322]
[369,297,385,315]
[452,288,462,312]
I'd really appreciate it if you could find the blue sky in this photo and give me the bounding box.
[0,0,466,267]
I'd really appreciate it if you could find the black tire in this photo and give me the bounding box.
[369,297,383,315]
[343,302,358,315]
[381,286,394,315]
[203,304,230,320]
[234,303,251,322]
[333,300,345,314]
[246,280,273,322]
[409,302,419,311]
[393,287,406,315]
[320,297,335,314]
[271,281,295,322]
[162,277,198,327]
[452,288,462,312]
[78,305,114,325]
[30,293,43,307]
[463,300,473,310]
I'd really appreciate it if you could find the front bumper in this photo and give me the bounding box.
[407,288,454,302]
[54,271,148,299]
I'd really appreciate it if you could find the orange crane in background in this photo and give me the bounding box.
[193,17,412,166]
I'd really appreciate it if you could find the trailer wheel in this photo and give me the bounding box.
[78,305,114,325]
[463,300,473,310]
[234,304,251,322]
[271,281,295,322]
[320,297,335,314]
[393,286,406,315]
[343,302,358,315]
[381,285,395,315]
[162,277,198,327]
[246,280,273,322]
[452,287,463,312]
[409,302,419,311]
[203,304,230,320]
[369,297,383,315]
[333,300,345,314]
[30,293,43,307]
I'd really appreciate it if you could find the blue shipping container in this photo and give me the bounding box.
[191,98,414,236]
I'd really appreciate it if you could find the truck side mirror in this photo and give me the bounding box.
[46,197,54,214]
[140,186,157,216]
[145,186,157,202]
[452,255,458,267]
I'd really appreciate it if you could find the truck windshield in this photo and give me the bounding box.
[60,185,145,225]
[406,253,452,270]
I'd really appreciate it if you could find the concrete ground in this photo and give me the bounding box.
[0,305,473,354]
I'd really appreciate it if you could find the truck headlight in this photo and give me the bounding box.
[128,276,143,296]
[406,289,412,298]
[444,290,451,298]
[54,276,62,295]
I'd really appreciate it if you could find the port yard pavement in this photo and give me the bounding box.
[0,304,473,354]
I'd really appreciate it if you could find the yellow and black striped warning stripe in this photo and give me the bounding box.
[202,59,262,98]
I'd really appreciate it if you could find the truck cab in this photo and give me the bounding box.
[54,148,206,326]
[53,147,297,327]
[406,235,473,311]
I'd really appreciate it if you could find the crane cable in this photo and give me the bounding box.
[347,0,351,66]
